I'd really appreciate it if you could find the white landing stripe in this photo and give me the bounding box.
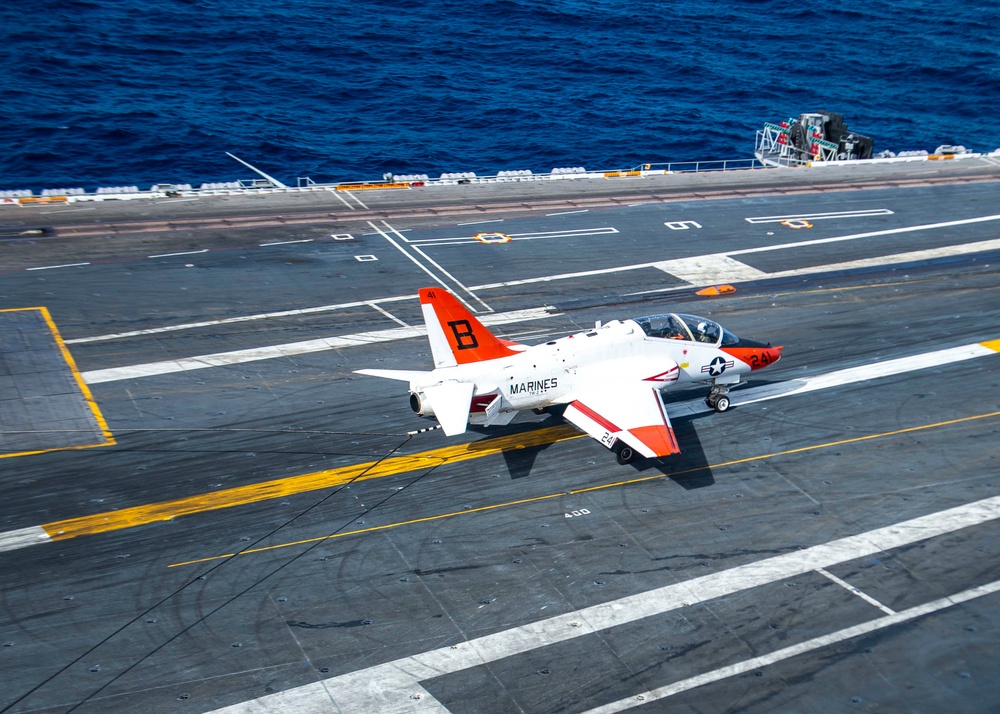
[26,262,91,271]
[728,213,1000,259]
[765,237,1000,279]
[546,209,589,216]
[652,255,768,284]
[206,494,1000,714]
[0,526,51,553]
[724,342,998,410]
[260,239,314,247]
[582,579,1000,714]
[147,249,209,258]
[64,295,417,344]
[816,567,895,615]
[744,208,894,223]
[79,307,555,384]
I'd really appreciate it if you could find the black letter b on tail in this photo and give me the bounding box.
[448,320,479,350]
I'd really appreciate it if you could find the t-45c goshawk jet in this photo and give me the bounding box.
[357,288,782,464]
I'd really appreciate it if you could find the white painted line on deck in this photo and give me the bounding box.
[64,296,417,344]
[546,209,589,216]
[206,495,1000,714]
[473,213,1000,291]
[582,579,1000,714]
[26,263,91,271]
[147,249,209,259]
[79,307,555,384]
[729,213,1000,258]
[56,214,1000,344]
[373,220,491,313]
[339,190,369,210]
[720,341,1000,411]
[816,567,895,615]
[260,239,314,247]
[0,526,52,553]
[412,243,492,312]
[745,208,894,223]
[407,226,618,247]
[366,302,410,328]
[331,190,357,210]
[652,255,769,284]
[457,219,504,226]
[369,220,455,301]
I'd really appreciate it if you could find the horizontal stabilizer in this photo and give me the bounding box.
[423,382,475,436]
[355,368,430,383]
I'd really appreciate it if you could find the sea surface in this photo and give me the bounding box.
[1,0,998,191]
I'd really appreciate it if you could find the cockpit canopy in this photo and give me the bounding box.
[634,313,738,345]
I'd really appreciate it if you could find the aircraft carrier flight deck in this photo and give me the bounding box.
[2,155,1000,713]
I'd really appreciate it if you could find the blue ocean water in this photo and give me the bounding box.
[1,0,998,191]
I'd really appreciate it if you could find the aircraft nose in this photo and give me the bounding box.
[721,342,783,370]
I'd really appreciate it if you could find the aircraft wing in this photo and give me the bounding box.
[563,383,681,459]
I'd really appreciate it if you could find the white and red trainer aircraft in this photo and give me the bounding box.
[357,288,782,464]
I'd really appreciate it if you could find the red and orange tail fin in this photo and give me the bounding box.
[419,288,519,367]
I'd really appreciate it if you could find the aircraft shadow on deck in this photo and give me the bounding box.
[634,413,716,490]
[464,417,562,480]
[464,409,717,486]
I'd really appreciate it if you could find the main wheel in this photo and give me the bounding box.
[615,444,634,465]
[714,395,731,412]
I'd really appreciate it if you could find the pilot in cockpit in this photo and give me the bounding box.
[693,320,721,343]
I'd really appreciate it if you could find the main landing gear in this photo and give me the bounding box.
[706,384,731,413]
[615,443,635,465]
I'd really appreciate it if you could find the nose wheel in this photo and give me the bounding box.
[706,385,732,413]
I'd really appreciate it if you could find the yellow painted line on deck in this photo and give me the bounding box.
[0,307,115,459]
[980,338,1000,352]
[41,425,583,541]
[168,409,1000,568]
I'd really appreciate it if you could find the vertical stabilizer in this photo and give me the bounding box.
[419,288,519,366]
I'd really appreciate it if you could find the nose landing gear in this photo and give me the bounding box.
[706,384,731,413]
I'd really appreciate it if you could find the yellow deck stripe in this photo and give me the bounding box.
[39,306,116,445]
[169,409,1000,567]
[980,339,1000,352]
[0,307,115,459]
[42,425,583,540]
